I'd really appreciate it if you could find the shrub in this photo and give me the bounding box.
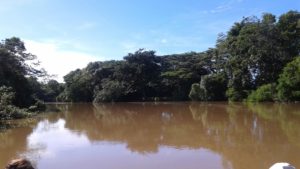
[189,73,228,101]
[0,105,29,119]
[247,83,276,102]
[226,88,245,102]
[0,86,15,106]
[0,85,42,119]
[189,83,204,101]
[277,56,300,101]
[93,80,126,102]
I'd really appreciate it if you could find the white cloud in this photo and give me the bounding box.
[199,0,244,14]
[24,39,100,82]
[210,4,232,14]
[25,119,90,159]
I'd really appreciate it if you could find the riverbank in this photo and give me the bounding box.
[0,102,45,120]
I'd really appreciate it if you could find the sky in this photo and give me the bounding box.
[0,0,299,82]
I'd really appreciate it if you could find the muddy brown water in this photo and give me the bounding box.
[0,102,300,169]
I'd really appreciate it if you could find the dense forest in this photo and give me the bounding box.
[0,10,299,119]
[0,37,62,119]
[58,10,300,103]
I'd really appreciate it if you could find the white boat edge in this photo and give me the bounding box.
[269,163,296,169]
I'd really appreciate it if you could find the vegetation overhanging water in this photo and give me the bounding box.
[0,10,299,120]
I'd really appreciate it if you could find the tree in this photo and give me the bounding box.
[224,17,258,101]
[161,52,210,100]
[62,69,93,102]
[42,80,64,102]
[247,83,276,102]
[54,10,300,103]
[189,83,205,101]
[93,80,126,102]
[0,86,29,119]
[277,11,300,59]
[223,11,300,101]
[277,57,300,101]
[122,49,161,100]
[0,37,46,107]
[189,73,228,101]
[0,86,14,106]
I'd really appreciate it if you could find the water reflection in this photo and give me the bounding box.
[248,103,300,148]
[0,102,300,169]
[26,119,226,169]
[0,118,38,167]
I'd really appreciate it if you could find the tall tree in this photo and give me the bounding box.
[0,37,45,107]
[122,49,161,100]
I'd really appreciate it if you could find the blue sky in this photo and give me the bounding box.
[0,0,299,81]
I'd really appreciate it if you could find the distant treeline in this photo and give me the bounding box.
[0,10,300,118]
[57,10,300,102]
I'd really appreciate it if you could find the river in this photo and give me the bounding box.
[0,102,299,169]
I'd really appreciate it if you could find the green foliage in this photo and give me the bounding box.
[189,73,228,101]
[0,105,30,120]
[0,86,30,119]
[0,86,14,106]
[55,11,299,103]
[42,80,64,102]
[56,92,70,102]
[161,52,211,100]
[28,100,46,112]
[0,37,49,120]
[201,73,228,101]
[122,49,161,99]
[0,37,47,107]
[93,80,126,102]
[277,11,300,58]
[223,11,300,101]
[247,84,276,102]
[62,69,94,102]
[189,83,204,101]
[27,77,45,100]
[0,10,298,106]
[226,88,248,102]
[7,10,293,104]
[277,57,300,101]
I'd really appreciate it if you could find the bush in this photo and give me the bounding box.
[277,56,300,101]
[93,80,126,102]
[28,100,46,112]
[189,83,205,101]
[226,88,245,102]
[189,73,228,101]
[56,92,70,102]
[0,86,43,120]
[0,86,14,106]
[247,83,276,102]
[0,105,29,119]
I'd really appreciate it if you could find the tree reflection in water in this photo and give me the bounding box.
[0,102,300,169]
